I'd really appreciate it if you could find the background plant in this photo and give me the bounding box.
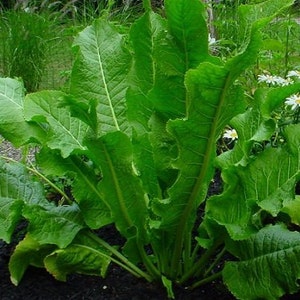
[0,0,300,299]
[0,9,60,92]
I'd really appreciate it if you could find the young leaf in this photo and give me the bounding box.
[147,0,221,119]
[224,224,300,300]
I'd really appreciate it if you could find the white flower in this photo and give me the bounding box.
[285,93,300,110]
[287,70,300,79]
[257,74,293,86]
[257,74,278,85]
[223,129,238,141]
[276,76,294,86]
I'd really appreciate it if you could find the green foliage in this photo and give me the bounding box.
[0,0,299,299]
[224,224,300,299]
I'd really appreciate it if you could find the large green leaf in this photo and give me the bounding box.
[85,131,152,263]
[0,78,45,146]
[224,224,300,300]
[23,204,85,248]
[153,30,259,274]
[24,91,89,158]
[70,18,131,136]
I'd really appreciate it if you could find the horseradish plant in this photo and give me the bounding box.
[0,0,300,298]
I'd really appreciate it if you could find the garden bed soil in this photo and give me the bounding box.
[0,238,233,300]
[1,229,300,300]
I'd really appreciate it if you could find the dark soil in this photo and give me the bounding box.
[0,232,234,300]
[1,234,300,300]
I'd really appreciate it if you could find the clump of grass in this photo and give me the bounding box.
[0,9,58,92]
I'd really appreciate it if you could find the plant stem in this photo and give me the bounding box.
[202,247,226,278]
[137,242,161,279]
[179,237,224,284]
[189,271,222,289]
[27,161,73,205]
[86,231,153,282]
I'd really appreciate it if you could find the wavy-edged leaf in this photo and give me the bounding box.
[9,234,56,285]
[127,11,166,133]
[44,232,111,281]
[224,224,300,300]
[0,78,45,146]
[70,18,131,136]
[206,173,257,240]
[0,159,50,242]
[238,124,300,216]
[155,46,256,273]
[24,91,89,158]
[209,124,300,239]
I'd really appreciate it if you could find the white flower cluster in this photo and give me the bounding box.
[257,70,300,87]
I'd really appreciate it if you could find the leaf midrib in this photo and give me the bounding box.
[94,30,120,131]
